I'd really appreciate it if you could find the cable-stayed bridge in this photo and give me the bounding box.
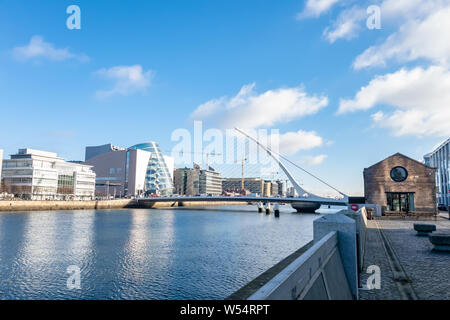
[139,128,350,213]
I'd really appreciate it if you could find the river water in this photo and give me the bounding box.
[0,205,321,300]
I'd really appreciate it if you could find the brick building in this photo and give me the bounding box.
[364,153,436,216]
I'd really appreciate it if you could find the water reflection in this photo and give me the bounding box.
[0,206,319,300]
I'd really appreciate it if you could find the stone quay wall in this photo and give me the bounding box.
[0,199,250,212]
[0,199,138,212]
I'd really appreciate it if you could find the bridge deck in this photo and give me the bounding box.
[138,196,348,206]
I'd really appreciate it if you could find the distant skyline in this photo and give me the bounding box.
[1,0,449,196]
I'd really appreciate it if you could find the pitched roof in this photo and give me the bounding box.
[364,152,434,170]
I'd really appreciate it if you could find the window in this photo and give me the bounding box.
[390,166,408,182]
[109,168,115,175]
[386,192,415,212]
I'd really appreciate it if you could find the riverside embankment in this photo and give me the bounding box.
[0,199,250,212]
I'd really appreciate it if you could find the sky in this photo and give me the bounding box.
[0,0,449,196]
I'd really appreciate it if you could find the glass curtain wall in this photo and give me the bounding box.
[129,142,174,196]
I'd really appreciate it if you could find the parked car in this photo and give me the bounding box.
[437,203,447,211]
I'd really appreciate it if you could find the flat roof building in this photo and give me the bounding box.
[424,138,450,209]
[85,144,126,162]
[85,147,151,198]
[174,167,200,196]
[222,177,266,195]
[1,148,95,200]
[199,168,222,196]
[174,165,222,196]
[364,153,436,216]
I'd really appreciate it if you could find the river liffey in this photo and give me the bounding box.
[0,205,320,300]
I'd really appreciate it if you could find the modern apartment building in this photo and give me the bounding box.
[1,148,95,200]
[199,168,222,195]
[424,138,450,209]
[222,177,266,195]
[86,142,174,197]
[277,180,287,197]
[174,165,222,196]
[270,181,279,197]
[174,167,200,196]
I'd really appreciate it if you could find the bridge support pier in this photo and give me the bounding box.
[257,202,263,213]
[265,203,271,215]
[274,203,280,217]
[291,202,321,214]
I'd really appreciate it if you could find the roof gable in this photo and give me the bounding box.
[365,152,433,170]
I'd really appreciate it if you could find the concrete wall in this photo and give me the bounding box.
[128,149,151,196]
[0,199,137,212]
[246,213,359,300]
[313,214,358,299]
[340,208,368,273]
[140,200,249,208]
[0,199,251,212]
[248,231,353,300]
[85,150,127,196]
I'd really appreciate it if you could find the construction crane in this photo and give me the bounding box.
[235,157,248,191]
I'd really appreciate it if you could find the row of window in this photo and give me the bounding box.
[109,168,123,175]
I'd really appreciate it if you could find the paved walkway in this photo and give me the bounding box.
[359,215,450,300]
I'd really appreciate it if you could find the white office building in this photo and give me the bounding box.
[199,167,222,196]
[424,138,450,209]
[1,148,96,200]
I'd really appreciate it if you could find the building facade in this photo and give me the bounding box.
[129,142,174,196]
[364,153,436,216]
[270,181,279,197]
[424,138,450,209]
[85,147,151,197]
[277,180,287,197]
[86,142,174,197]
[174,165,222,196]
[222,178,272,196]
[199,168,222,195]
[174,167,200,196]
[85,144,126,161]
[1,149,95,200]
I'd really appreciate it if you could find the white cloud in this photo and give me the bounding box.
[302,154,328,166]
[380,0,447,20]
[12,35,89,62]
[353,4,450,69]
[298,0,340,18]
[277,130,324,155]
[191,83,328,129]
[95,65,153,99]
[323,7,365,43]
[338,66,450,136]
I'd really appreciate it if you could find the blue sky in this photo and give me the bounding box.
[1,0,448,195]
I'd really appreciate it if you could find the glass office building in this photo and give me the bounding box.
[129,142,174,196]
[424,138,450,209]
